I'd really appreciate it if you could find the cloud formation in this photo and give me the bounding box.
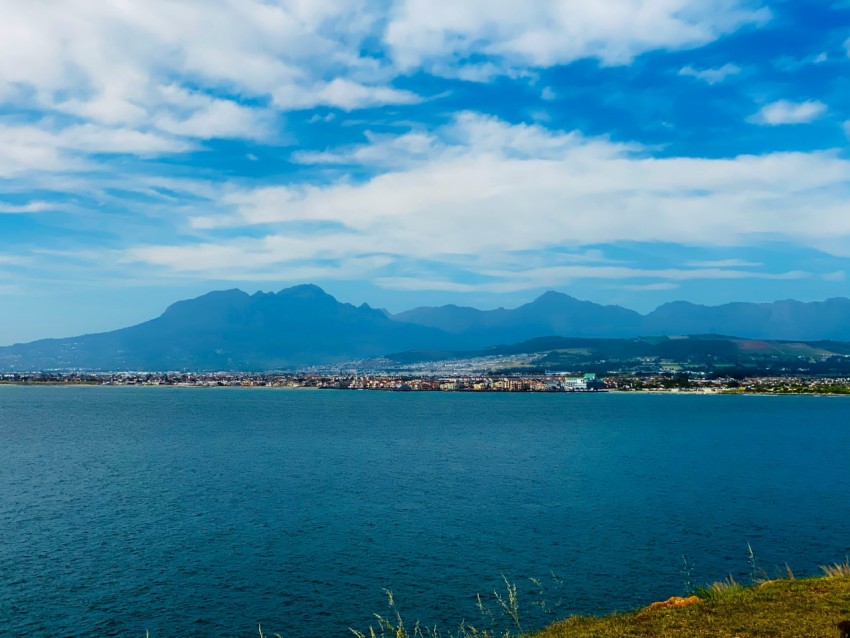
[1,0,770,133]
[386,0,770,72]
[0,201,52,215]
[0,1,404,119]
[1,0,848,344]
[124,114,850,285]
[679,63,742,84]
[751,100,828,125]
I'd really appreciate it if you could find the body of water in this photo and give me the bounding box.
[2,387,849,636]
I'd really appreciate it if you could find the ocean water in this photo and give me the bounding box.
[1,387,849,637]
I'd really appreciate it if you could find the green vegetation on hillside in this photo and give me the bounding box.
[348,562,850,638]
[390,335,850,378]
[535,572,850,638]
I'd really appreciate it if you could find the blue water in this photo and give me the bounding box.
[1,387,849,637]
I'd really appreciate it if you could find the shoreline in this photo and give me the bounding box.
[2,381,850,396]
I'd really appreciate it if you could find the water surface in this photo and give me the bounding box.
[1,387,849,636]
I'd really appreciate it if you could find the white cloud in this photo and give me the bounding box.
[1,0,835,298]
[292,130,441,167]
[385,0,771,72]
[0,0,411,148]
[477,265,809,286]
[0,0,776,192]
[19,2,360,96]
[194,114,850,246]
[151,88,273,140]
[375,265,807,293]
[679,63,741,84]
[64,124,196,155]
[374,278,482,293]
[0,0,772,140]
[750,100,828,125]
[621,282,680,291]
[0,121,194,177]
[775,51,828,71]
[122,238,394,281]
[119,113,850,289]
[273,79,422,111]
[308,113,336,124]
[0,124,83,176]
[0,201,52,214]
[686,259,761,268]
[0,254,31,266]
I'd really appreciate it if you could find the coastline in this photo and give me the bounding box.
[3,380,850,396]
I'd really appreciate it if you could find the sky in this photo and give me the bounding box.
[1,0,850,345]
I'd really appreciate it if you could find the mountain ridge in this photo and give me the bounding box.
[393,291,850,343]
[3,284,850,371]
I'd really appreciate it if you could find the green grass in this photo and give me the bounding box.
[350,565,850,638]
[533,574,850,638]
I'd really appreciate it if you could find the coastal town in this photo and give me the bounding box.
[3,371,850,394]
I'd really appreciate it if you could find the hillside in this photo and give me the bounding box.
[393,292,643,347]
[4,285,850,371]
[534,573,850,638]
[354,571,850,638]
[386,334,850,376]
[395,294,850,344]
[0,285,454,371]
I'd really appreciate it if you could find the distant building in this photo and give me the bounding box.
[560,373,606,391]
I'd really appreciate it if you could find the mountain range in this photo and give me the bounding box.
[3,284,850,371]
[395,293,850,345]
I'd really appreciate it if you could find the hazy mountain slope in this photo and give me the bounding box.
[4,285,850,371]
[643,298,850,340]
[394,291,643,347]
[397,294,850,344]
[0,285,453,371]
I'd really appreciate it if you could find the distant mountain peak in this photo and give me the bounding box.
[535,290,574,300]
[280,283,326,294]
[4,285,850,371]
[162,288,250,316]
[530,290,579,305]
[277,283,336,299]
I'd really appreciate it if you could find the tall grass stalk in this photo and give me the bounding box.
[745,542,768,584]
[681,555,694,594]
[258,623,282,638]
[493,576,522,634]
[352,579,530,638]
[821,556,850,578]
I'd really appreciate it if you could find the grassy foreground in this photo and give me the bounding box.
[534,574,850,638]
[348,562,850,638]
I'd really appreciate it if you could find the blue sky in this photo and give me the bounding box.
[1,0,850,344]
